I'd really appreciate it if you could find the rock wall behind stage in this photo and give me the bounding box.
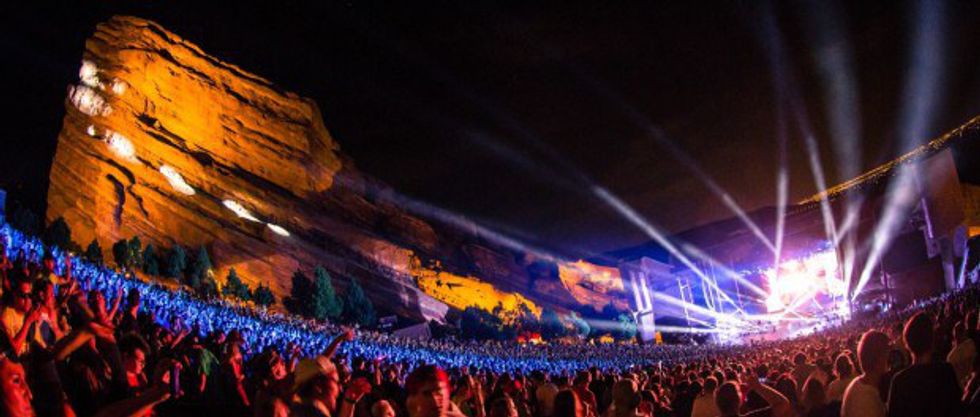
[47,16,610,321]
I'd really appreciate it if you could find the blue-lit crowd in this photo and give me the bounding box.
[1,222,979,417]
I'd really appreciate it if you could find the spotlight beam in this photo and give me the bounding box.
[757,1,849,294]
[680,243,769,298]
[852,168,920,299]
[853,0,949,299]
[760,3,841,249]
[640,126,777,254]
[541,49,779,255]
[800,0,863,184]
[332,173,569,264]
[593,186,749,317]
[650,292,746,327]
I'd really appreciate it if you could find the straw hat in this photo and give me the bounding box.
[293,355,338,392]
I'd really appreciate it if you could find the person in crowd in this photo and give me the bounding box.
[800,377,838,417]
[714,375,792,417]
[2,276,43,356]
[120,333,151,395]
[825,354,856,403]
[33,279,67,347]
[604,378,650,417]
[878,347,909,403]
[406,365,464,417]
[291,353,371,417]
[452,375,485,417]
[774,374,803,416]
[950,321,977,389]
[842,330,890,417]
[39,252,71,287]
[691,376,721,417]
[792,353,816,389]
[553,390,583,417]
[1,354,34,417]
[0,225,978,417]
[371,399,397,417]
[491,396,520,417]
[964,352,980,417]
[886,312,962,417]
[535,372,559,417]
[672,379,697,417]
[570,372,596,417]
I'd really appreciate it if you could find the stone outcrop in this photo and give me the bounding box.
[47,16,614,321]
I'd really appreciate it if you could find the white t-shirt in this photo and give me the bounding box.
[690,393,720,417]
[535,382,559,417]
[947,339,977,388]
[826,375,856,402]
[841,377,885,417]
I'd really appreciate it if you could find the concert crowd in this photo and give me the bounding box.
[1,224,979,417]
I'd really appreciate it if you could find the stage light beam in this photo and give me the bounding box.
[592,185,749,316]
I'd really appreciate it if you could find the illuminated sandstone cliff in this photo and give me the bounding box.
[48,16,617,321]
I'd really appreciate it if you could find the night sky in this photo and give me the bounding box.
[4,2,980,257]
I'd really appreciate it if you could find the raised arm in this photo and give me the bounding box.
[52,327,95,361]
[337,377,372,417]
[93,359,180,417]
[63,254,72,282]
[6,306,41,355]
[744,375,792,417]
[93,386,170,417]
[471,376,486,417]
[106,287,124,322]
[322,328,354,359]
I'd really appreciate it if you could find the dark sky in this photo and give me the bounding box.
[3,1,980,257]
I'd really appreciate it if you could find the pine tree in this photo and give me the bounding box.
[112,239,131,270]
[286,270,312,316]
[43,217,72,250]
[460,306,504,340]
[311,266,342,321]
[10,203,39,236]
[128,237,143,270]
[83,239,104,265]
[601,302,619,321]
[253,284,276,307]
[199,276,218,298]
[540,308,565,339]
[224,268,251,301]
[188,270,202,290]
[188,246,211,289]
[615,313,637,341]
[569,311,590,338]
[165,246,187,280]
[343,276,376,327]
[223,268,240,298]
[142,244,160,276]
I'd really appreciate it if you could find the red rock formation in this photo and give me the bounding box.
[47,16,603,321]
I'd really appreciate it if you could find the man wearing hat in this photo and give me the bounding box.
[292,330,371,417]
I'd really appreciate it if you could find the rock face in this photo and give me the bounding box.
[48,16,612,321]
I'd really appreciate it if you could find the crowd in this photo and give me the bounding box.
[2,222,980,417]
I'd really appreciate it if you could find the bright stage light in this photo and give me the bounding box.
[763,248,845,313]
[223,200,261,222]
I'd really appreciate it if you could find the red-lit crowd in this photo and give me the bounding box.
[2,246,980,417]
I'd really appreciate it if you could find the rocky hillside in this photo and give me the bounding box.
[47,16,616,321]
